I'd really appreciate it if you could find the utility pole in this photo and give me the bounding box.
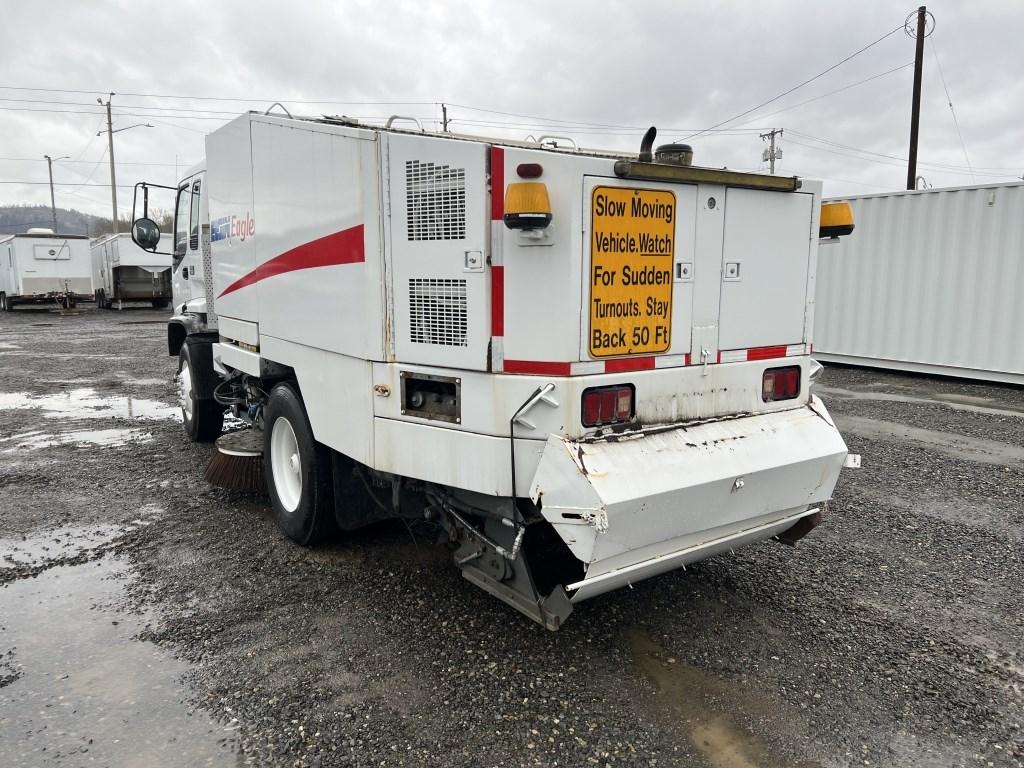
[760,128,783,174]
[98,93,118,232]
[441,103,449,132]
[906,6,928,190]
[43,154,68,232]
[96,94,153,235]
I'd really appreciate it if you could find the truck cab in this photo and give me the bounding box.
[170,168,210,316]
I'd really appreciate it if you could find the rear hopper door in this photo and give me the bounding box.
[386,134,489,370]
[580,177,696,362]
[718,188,813,352]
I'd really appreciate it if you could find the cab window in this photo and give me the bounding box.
[173,184,192,259]
[189,179,202,251]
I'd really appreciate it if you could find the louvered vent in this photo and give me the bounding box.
[406,160,466,241]
[409,279,468,347]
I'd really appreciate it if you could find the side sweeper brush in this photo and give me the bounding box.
[204,429,265,493]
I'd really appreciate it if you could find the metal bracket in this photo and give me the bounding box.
[513,383,559,430]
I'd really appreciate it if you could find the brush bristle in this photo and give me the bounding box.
[204,452,265,493]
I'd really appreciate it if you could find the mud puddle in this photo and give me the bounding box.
[0,428,154,452]
[0,387,178,421]
[627,627,814,768]
[0,556,242,767]
[0,524,125,568]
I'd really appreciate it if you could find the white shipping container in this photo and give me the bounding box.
[814,182,1024,384]
[0,231,93,310]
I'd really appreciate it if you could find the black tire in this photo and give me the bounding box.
[178,343,224,442]
[151,298,169,309]
[96,290,107,310]
[0,293,7,312]
[263,383,335,545]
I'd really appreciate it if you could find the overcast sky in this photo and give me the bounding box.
[2,0,1021,224]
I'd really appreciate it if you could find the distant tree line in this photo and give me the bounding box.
[0,204,173,237]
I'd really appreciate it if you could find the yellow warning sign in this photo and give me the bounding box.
[589,186,675,358]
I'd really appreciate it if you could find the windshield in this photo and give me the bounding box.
[173,183,191,260]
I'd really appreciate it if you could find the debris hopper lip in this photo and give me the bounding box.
[530,396,849,601]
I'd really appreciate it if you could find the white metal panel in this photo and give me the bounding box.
[386,133,489,370]
[249,118,383,359]
[718,188,814,350]
[815,182,1024,382]
[207,117,258,324]
[259,334,375,466]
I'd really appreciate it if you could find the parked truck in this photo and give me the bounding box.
[91,232,173,309]
[0,229,93,310]
[130,112,857,629]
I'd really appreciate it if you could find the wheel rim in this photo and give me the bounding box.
[178,359,195,422]
[271,417,302,513]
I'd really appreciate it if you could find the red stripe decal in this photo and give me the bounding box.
[504,360,571,375]
[490,146,505,221]
[716,351,722,364]
[491,265,504,336]
[685,353,692,366]
[218,225,365,298]
[604,356,656,373]
[746,345,789,361]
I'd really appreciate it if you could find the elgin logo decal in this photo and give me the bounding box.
[589,186,675,358]
[211,213,255,243]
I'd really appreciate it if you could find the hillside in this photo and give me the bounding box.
[0,204,116,237]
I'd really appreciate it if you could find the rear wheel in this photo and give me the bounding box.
[264,383,335,545]
[0,293,7,312]
[151,298,169,309]
[94,290,105,309]
[178,343,224,442]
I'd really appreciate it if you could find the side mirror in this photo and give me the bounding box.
[132,218,161,251]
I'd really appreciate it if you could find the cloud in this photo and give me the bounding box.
[1,0,1020,221]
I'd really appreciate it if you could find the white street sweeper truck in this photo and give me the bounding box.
[130,112,857,629]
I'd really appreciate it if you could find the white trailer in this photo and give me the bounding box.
[0,229,93,310]
[91,232,172,309]
[130,113,857,628]
[815,182,1024,384]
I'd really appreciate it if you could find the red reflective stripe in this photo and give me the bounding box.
[685,353,692,366]
[716,351,722,364]
[491,265,504,336]
[490,146,504,221]
[746,345,789,361]
[218,225,364,298]
[503,360,571,375]
[604,356,656,373]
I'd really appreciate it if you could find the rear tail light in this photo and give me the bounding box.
[762,366,801,402]
[582,385,634,427]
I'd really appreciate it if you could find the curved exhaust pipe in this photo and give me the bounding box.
[638,126,657,162]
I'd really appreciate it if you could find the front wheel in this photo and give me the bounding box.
[263,383,335,545]
[178,343,224,442]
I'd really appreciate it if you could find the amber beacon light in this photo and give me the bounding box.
[819,201,854,238]
[503,182,552,230]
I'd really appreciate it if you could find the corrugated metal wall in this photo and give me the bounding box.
[814,182,1024,383]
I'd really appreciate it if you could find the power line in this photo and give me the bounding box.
[679,22,905,142]
[0,181,138,188]
[0,156,179,166]
[737,61,914,126]
[0,84,438,106]
[929,36,973,183]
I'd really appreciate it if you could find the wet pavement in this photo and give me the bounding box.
[1,306,1022,768]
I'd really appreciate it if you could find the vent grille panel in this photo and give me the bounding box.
[409,279,468,347]
[406,161,466,241]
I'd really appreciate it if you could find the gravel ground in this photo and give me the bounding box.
[0,306,1021,767]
